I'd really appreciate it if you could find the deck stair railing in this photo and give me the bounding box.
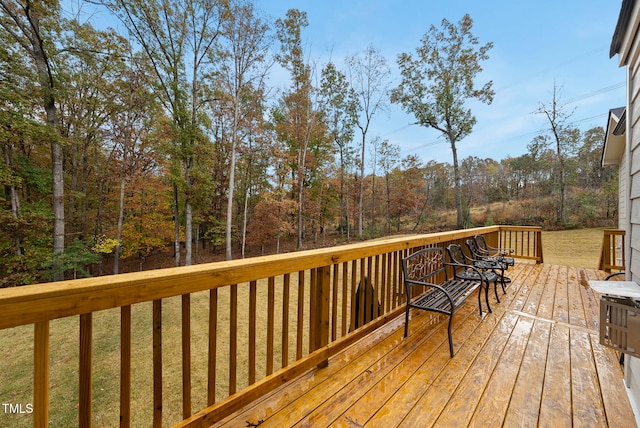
[0,225,542,428]
[598,229,626,272]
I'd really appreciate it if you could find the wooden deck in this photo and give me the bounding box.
[214,262,637,427]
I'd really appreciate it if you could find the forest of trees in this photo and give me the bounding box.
[0,1,618,286]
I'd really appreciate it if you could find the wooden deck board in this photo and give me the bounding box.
[539,323,572,427]
[502,319,552,427]
[536,263,558,319]
[571,328,608,427]
[365,304,501,427]
[568,267,588,328]
[553,265,570,324]
[393,310,510,427]
[295,307,475,427]
[467,316,534,427]
[332,304,481,426]
[214,262,637,428]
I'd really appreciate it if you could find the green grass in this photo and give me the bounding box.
[541,228,606,269]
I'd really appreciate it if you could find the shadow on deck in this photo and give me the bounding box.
[217,262,637,427]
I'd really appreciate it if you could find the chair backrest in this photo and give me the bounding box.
[402,247,447,287]
[465,239,482,259]
[446,243,467,265]
[474,234,489,251]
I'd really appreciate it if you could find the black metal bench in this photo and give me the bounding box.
[401,246,492,357]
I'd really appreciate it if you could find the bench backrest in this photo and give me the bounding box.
[402,247,448,287]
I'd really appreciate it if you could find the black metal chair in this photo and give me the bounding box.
[605,271,625,281]
[474,234,515,263]
[466,238,509,296]
[446,244,499,311]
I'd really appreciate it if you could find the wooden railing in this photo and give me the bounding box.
[0,226,542,428]
[598,229,626,272]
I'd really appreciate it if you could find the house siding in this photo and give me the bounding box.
[624,5,640,415]
[621,150,628,230]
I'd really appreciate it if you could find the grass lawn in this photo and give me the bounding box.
[541,228,607,269]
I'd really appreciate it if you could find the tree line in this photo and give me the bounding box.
[0,1,617,286]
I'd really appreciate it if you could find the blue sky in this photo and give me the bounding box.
[66,0,626,166]
[259,0,626,165]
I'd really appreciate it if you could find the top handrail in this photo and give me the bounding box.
[0,226,518,330]
[0,226,540,329]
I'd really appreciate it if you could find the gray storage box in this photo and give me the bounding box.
[600,295,640,357]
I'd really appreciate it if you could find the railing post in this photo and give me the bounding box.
[34,321,49,428]
[312,266,331,368]
[535,229,544,263]
[601,234,610,272]
[79,313,92,427]
[486,230,499,249]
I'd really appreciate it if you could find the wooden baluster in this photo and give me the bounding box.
[350,260,357,331]
[80,313,92,427]
[153,300,162,428]
[373,256,380,318]
[249,281,257,384]
[297,271,304,360]
[34,321,49,428]
[229,284,238,395]
[207,289,218,406]
[392,252,398,308]
[267,277,275,375]
[313,266,331,368]
[120,305,131,428]
[341,263,348,336]
[383,253,390,313]
[358,259,366,328]
[182,294,191,419]
[282,274,290,368]
[331,264,339,341]
[310,269,318,351]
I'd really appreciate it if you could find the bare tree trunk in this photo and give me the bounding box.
[80,141,90,239]
[4,144,22,255]
[226,101,240,261]
[346,172,351,241]
[114,173,125,274]
[385,174,391,234]
[371,165,376,234]
[195,223,199,264]
[297,162,304,249]
[338,147,345,238]
[242,186,249,259]
[358,133,365,238]
[173,183,181,267]
[2,0,64,281]
[185,199,192,266]
[450,135,464,229]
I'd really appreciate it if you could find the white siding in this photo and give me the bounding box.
[630,18,640,283]
[625,5,640,417]
[621,150,628,230]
